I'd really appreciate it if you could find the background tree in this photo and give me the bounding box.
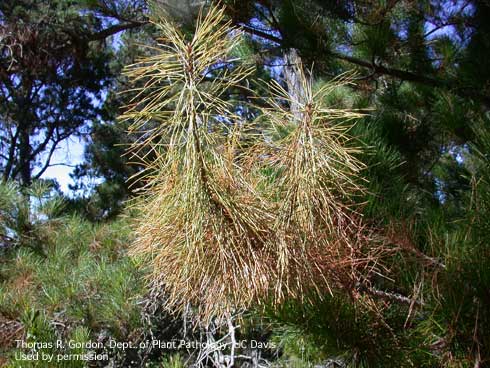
[0,0,147,186]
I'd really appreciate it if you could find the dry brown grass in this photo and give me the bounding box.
[122,4,386,325]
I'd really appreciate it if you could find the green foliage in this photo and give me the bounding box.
[0,181,147,366]
[0,181,65,250]
[267,294,405,367]
[159,354,186,368]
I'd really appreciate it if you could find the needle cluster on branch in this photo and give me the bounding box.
[122,4,386,324]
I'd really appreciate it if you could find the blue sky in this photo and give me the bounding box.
[41,137,85,194]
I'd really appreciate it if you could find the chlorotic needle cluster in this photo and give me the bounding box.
[121,5,382,325]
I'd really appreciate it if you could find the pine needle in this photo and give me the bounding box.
[122,4,386,325]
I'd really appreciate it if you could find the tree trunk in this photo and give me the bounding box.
[15,91,33,186]
[18,126,31,186]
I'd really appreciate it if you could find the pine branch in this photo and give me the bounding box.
[88,21,148,41]
[239,23,490,105]
[362,285,425,307]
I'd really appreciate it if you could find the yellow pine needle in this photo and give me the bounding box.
[122,4,386,325]
[121,4,277,324]
[253,65,381,303]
